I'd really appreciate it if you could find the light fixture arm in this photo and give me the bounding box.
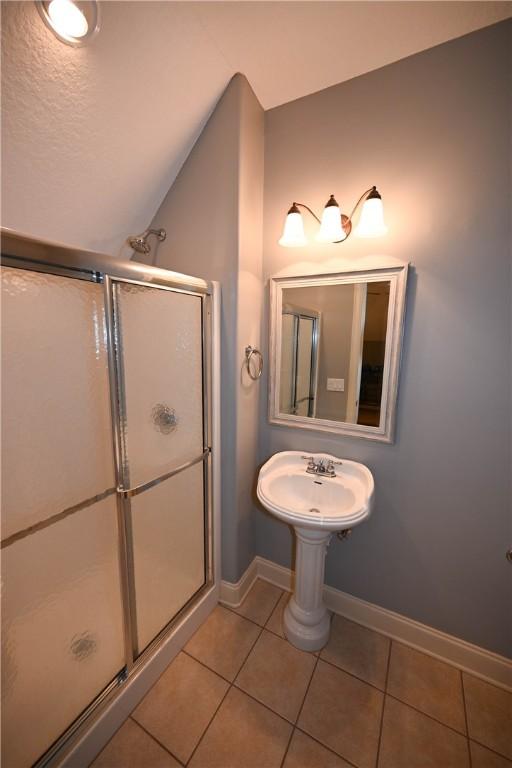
[299,187,377,227]
[347,186,378,223]
[292,202,321,224]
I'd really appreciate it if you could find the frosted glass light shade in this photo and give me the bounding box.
[279,206,307,247]
[355,194,387,238]
[315,195,346,242]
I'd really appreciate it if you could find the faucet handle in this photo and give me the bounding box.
[302,455,314,461]
[302,455,316,470]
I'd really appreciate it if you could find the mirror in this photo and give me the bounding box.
[269,265,408,442]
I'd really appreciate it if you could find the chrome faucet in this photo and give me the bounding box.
[302,456,342,478]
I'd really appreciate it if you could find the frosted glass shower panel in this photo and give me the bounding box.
[1,267,114,541]
[131,461,206,652]
[1,495,125,768]
[115,282,204,488]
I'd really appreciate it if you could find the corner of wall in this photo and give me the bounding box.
[235,75,265,580]
[135,73,265,584]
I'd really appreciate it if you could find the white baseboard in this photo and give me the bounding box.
[219,557,259,607]
[221,556,512,691]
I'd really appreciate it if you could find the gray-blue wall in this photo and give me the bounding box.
[257,21,511,657]
[143,74,264,583]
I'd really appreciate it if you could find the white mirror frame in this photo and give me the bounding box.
[268,263,409,443]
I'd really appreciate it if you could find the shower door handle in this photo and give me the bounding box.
[118,449,209,499]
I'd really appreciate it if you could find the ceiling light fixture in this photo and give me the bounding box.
[279,186,387,247]
[36,0,100,46]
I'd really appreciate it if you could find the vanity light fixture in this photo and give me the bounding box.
[279,186,387,247]
[36,0,100,46]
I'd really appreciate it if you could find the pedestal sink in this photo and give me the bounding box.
[257,451,374,651]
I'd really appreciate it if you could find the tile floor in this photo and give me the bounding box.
[91,579,512,768]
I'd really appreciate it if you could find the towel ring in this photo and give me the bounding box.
[245,346,263,380]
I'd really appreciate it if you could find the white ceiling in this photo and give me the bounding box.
[2,1,510,256]
[192,1,512,108]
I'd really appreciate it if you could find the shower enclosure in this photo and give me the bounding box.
[1,230,219,768]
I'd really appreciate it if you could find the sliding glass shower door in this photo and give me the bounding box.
[1,267,126,768]
[111,280,208,654]
[1,262,212,768]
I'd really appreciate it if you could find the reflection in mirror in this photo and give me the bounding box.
[280,307,319,417]
[358,282,390,426]
[279,282,390,427]
[270,264,408,442]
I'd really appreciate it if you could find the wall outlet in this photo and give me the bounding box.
[327,378,344,392]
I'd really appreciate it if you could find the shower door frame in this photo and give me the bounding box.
[1,228,220,768]
[105,273,214,666]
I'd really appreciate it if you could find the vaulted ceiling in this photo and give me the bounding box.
[2,1,510,256]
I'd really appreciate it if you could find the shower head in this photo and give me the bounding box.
[128,228,166,254]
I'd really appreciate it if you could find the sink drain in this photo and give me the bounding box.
[310,508,321,514]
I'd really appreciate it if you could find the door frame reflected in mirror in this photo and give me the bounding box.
[268,263,408,443]
[281,303,320,417]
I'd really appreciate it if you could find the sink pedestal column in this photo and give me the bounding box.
[283,527,332,652]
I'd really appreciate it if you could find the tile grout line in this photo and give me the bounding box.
[279,644,321,768]
[319,653,390,695]
[185,636,318,731]
[460,672,472,768]
[132,593,269,768]
[195,599,477,754]
[267,587,286,619]
[176,597,484,764]
[102,581,512,768]
[294,654,320,727]
[186,587,327,768]
[128,716,186,767]
[186,641,512,766]
[225,593,512,696]
[291,652,383,768]
[460,670,512,696]
[317,649,473,742]
[468,738,512,763]
[229,679,312,731]
[97,605,266,768]
[222,602,268,631]
[231,613,270,685]
[375,638,393,767]
[184,585,283,687]
[229,579,284,627]
[383,691,472,740]
[264,590,287,630]
[221,583,284,631]
[302,643,477,762]
[279,726,295,768]
[294,725,360,768]
[185,621,265,766]
[184,679,232,767]
[182,648,233,686]
[219,602,267,630]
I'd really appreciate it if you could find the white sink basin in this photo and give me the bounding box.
[257,451,374,532]
[257,451,375,651]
